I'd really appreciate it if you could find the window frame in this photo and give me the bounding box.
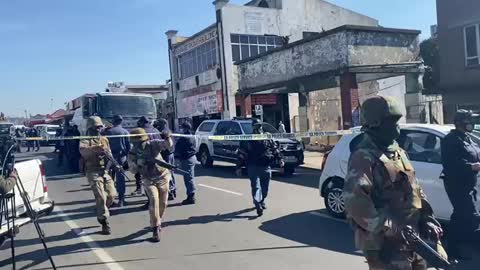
[464,24,480,67]
[177,39,218,79]
[398,130,443,164]
[231,34,283,62]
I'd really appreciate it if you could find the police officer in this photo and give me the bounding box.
[155,118,177,201]
[236,119,284,217]
[343,96,444,270]
[441,110,480,259]
[128,128,173,242]
[103,115,131,207]
[79,116,117,235]
[175,122,198,205]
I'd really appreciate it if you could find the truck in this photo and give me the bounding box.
[69,92,157,134]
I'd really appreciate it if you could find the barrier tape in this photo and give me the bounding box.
[13,129,359,142]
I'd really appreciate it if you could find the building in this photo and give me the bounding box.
[437,0,480,122]
[166,0,379,130]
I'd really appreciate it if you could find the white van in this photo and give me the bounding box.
[34,124,60,145]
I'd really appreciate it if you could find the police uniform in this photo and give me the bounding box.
[237,119,283,217]
[129,128,173,242]
[441,110,480,257]
[343,96,444,270]
[79,117,117,235]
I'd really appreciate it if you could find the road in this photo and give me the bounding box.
[1,147,479,270]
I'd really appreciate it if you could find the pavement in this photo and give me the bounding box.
[1,147,479,270]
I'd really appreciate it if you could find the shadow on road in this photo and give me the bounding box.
[271,167,321,189]
[259,210,360,256]
[163,208,258,227]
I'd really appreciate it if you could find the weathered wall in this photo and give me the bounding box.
[437,0,480,91]
[238,31,349,91]
[347,31,420,66]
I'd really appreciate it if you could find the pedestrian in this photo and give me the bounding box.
[343,96,446,270]
[57,124,68,167]
[441,109,480,260]
[236,119,284,216]
[79,116,117,235]
[66,125,81,173]
[278,121,286,133]
[175,122,197,205]
[14,128,23,153]
[131,116,161,196]
[129,128,173,242]
[26,128,34,152]
[54,128,62,153]
[102,115,130,207]
[156,118,177,201]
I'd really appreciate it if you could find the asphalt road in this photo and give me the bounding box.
[1,147,479,270]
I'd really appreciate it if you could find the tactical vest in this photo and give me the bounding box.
[83,137,109,173]
[133,142,170,183]
[370,149,423,227]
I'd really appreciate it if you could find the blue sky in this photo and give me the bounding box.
[0,0,436,117]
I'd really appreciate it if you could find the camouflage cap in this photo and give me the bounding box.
[360,96,403,128]
[86,116,104,129]
[130,128,148,142]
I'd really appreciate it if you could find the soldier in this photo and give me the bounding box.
[236,119,284,217]
[79,116,117,235]
[441,110,480,259]
[128,128,173,242]
[0,171,17,195]
[343,96,444,270]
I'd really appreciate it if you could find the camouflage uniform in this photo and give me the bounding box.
[0,174,16,195]
[343,96,441,270]
[79,117,117,234]
[129,128,173,242]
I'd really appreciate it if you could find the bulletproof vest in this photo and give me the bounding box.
[84,137,109,170]
[370,149,423,226]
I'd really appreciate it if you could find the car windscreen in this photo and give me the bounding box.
[98,95,156,119]
[0,124,12,135]
[241,122,279,134]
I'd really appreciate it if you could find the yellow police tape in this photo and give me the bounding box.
[15,129,359,142]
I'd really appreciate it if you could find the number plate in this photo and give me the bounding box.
[284,156,297,163]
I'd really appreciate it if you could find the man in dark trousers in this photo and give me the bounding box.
[175,122,197,205]
[65,125,81,173]
[103,115,130,207]
[441,109,480,259]
[236,119,284,216]
[155,118,177,201]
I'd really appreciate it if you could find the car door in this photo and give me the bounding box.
[213,121,230,158]
[225,122,243,159]
[398,130,452,220]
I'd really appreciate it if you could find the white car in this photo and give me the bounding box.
[34,124,60,146]
[319,124,480,221]
[1,159,55,240]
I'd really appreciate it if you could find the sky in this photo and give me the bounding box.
[0,0,437,117]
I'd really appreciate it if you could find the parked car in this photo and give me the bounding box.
[196,119,304,175]
[34,124,60,146]
[0,159,55,240]
[319,124,480,221]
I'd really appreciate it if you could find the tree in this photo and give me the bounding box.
[420,38,440,93]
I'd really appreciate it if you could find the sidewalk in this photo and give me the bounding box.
[301,151,324,170]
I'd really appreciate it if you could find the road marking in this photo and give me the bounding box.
[198,184,243,196]
[308,211,346,223]
[55,206,125,270]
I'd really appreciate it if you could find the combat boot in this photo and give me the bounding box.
[100,220,111,235]
[151,226,161,243]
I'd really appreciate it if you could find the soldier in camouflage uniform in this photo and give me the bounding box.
[79,116,117,235]
[343,96,444,270]
[128,128,173,242]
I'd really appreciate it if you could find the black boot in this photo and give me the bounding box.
[255,204,264,217]
[100,220,111,235]
[168,190,176,201]
[182,193,196,205]
[260,201,267,210]
[151,226,161,243]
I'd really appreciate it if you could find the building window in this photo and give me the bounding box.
[178,39,218,79]
[231,34,284,62]
[464,24,480,67]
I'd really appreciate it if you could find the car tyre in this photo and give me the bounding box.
[283,165,295,176]
[199,146,213,168]
[324,184,346,219]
